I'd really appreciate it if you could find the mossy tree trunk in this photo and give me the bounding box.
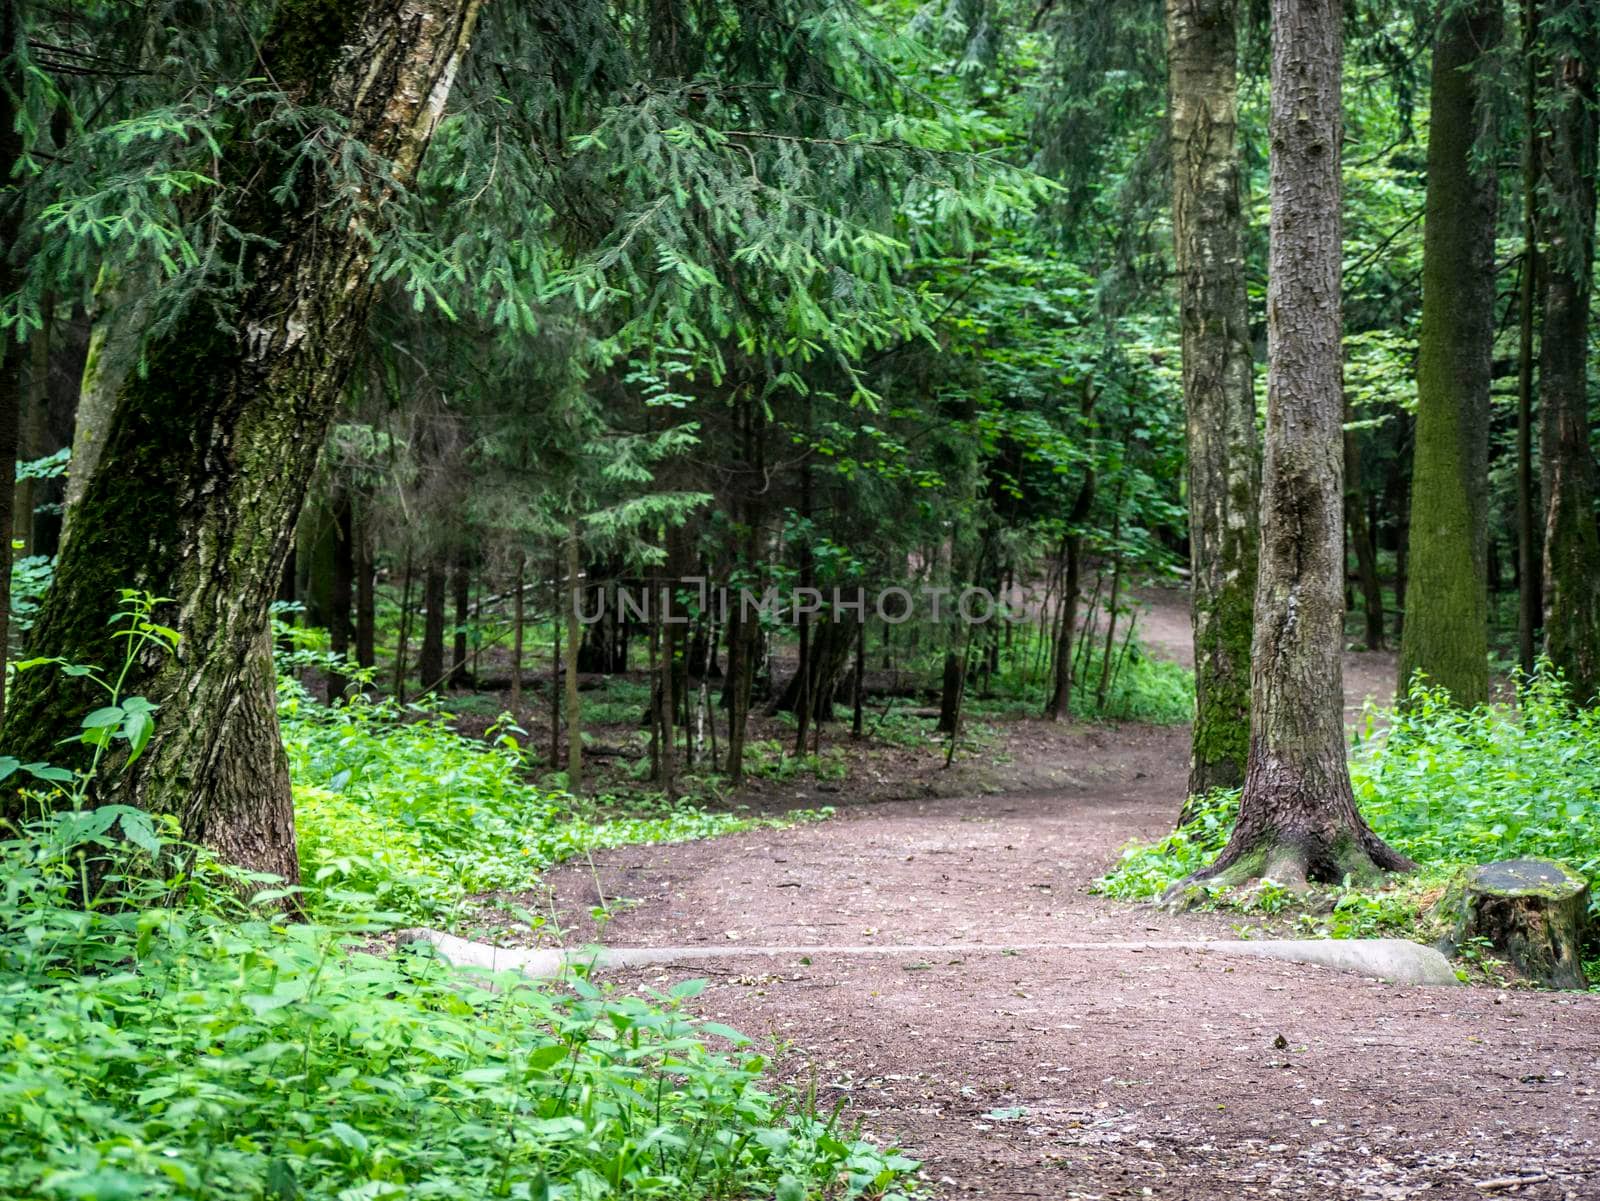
[1166,0,1259,796]
[1192,0,1411,890]
[1398,0,1500,707]
[0,0,484,880]
[1537,0,1600,703]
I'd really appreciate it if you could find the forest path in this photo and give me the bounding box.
[531,589,1597,1199]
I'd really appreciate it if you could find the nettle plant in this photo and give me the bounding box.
[2,589,178,850]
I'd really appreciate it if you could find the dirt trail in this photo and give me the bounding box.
[532,590,1597,1199]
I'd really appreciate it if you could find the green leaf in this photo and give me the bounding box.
[121,711,155,765]
[82,706,126,729]
[118,808,162,855]
[21,762,75,784]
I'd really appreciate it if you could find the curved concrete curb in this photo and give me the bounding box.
[394,930,1461,987]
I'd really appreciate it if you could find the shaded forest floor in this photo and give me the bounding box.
[481,590,1597,1199]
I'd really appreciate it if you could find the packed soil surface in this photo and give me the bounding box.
[521,590,1598,1199]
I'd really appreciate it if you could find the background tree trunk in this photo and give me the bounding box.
[418,563,447,692]
[1167,0,1260,797]
[1537,0,1600,702]
[14,299,54,556]
[0,0,485,879]
[1517,0,1543,677]
[1046,391,1097,720]
[66,272,147,541]
[327,485,355,701]
[449,551,470,688]
[1344,417,1385,650]
[565,525,582,791]
[1194,0,1410,890]
[1398,0,1500,706]
[354,502,376,671]
[0,0,27,724]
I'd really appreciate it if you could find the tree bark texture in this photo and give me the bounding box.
[1398,0,1500,706]
[1537,0,1600,703]
[0,0,485,880]
[1197,0,1410,889]
[1167,0,1260,795]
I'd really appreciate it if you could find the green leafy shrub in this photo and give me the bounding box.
[1092,789,1235,901]
[1349,673,1600,905]
[281,683,809,925]
[0,815,919,1201]
[1096,670,1600,929]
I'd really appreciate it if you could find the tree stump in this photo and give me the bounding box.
[1441,858,1591,989]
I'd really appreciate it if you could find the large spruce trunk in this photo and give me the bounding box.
[1537,0,1600,703]
[1167,0,1260,797]
[1,0,484,880]
[1192,0,1410,890]
[1398,0,1500,706]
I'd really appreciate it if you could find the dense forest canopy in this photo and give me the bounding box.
[2,0,1599,1198]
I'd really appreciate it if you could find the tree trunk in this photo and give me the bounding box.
[1344,420,1385,649]
[937,649,963,735]
[0,1,484,879]
[769,618,853,722]
[418,563,448,693]
[1192,0,1410,890]
[1537,0,1600,703]
[1167,0,1260,796]
[1517,0,1542,678]
[393,550,414,703]
[354,501,375,670]
[14,297,54,556]
[0,0,26,724]
[1398,0,1500,706]
[66,272,148,542]
[1046,391,1097,721]
[565,524,582,792]
[327,484,355,701]
[852,617,866,738]
[1096,490,1126,711]
[511,554,525,708]
[449,551,470,688]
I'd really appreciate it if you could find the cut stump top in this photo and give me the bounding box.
[1468,857,1587,900]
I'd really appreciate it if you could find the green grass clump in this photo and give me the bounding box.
[0,816,919,1201]
[280,682,808,925]
[1096,670,1600,936]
